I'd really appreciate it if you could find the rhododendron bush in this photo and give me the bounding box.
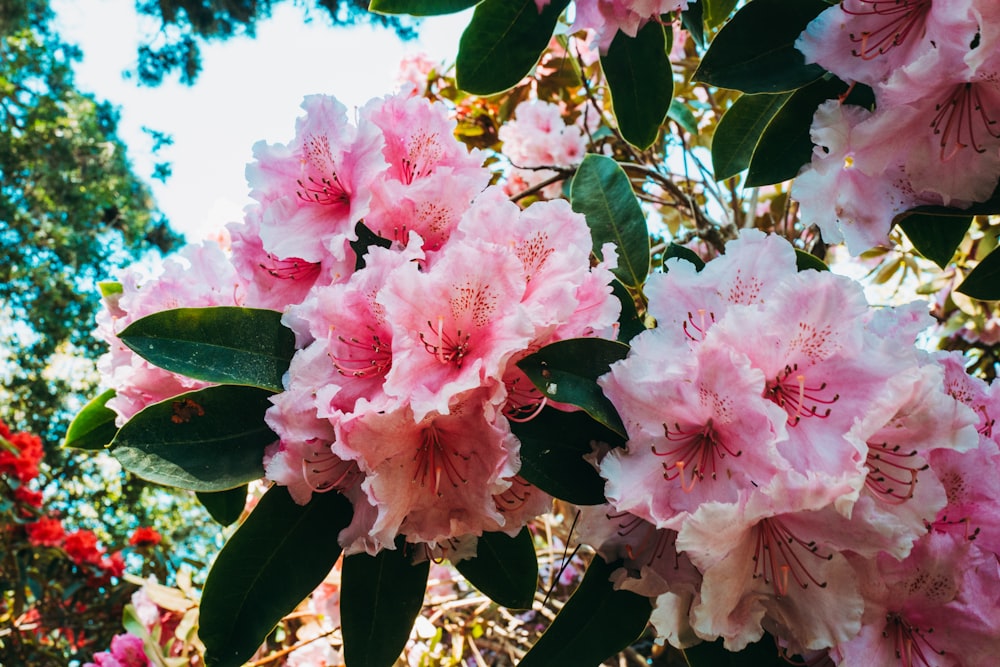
[64,1,1000,666]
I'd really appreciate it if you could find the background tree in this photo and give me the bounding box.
[133,0,416,85]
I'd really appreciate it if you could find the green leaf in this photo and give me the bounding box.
[517,338,629,436]
[197,486,247,526]
[957,246,1000,300]
[602,22,673,149]
[119,307,295,392]
[64,388,118,450]
[612,280,646,344]
[110,385,275,492]
[794,249,830,272]
[694,0,828,93]
[668,99,699,136]
[570,154,650,288]
[704,0,740,28]
[518,557,652,667]
[509,407,621,505]
[370,0,481,15]
[351,221,393,271]
[456,0,571,94]
[896,212,973,269]
[681,1,705,48]
[98,280,123,297]
[455,528,538,609]
[663,242,706,272]
[200,487,352,667]
[712,92,791,181]
[746,76,848,187]
[342,540,430,667]
[684,634,788,666]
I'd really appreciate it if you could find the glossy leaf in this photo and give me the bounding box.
[110,385,275,492]
[704,0,740,28]
[794,249,830,272]
[518,556,652,667]
[694,0,828,93]
[119,307,295,392]
[64,388,118,450]
[897,212,973,269]
[746,76,847,187]
[342,540,430,667]
[663,242,706,272]
[669,99,699,136]
[570,154,650,288]
[200,487,352,667]
[602,22,673,149]
[370,0,481,15]
[351,221,393,271]
[456,0,571,94]
[680,0,705,48]
[455,527,538,609]
[197,486,248,526]
[509,407,621,505]
[517,337,629,436]
[957,246,1000,300]
[712,92,791,181]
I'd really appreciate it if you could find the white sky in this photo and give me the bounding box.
[51,0,469,241]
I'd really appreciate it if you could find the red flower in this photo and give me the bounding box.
[25,517,65,547]
[0,429,44,483]
[128,526,162,547]
[101,550,126,578]
[14,486,44,508]
[64,530,104,566]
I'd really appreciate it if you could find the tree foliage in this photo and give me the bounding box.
[133,0,417,85]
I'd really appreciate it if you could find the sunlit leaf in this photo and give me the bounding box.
[602,22,673,149]
[110,385,275,492]
[370,0,481,15]
[64,388,118,450]
[200,487,352,667]
[119,307,295,392]
[455,527,538,609]
[704,0,740,28]
[571,154,650,288]
[518,556,652,667]
[957,246,1000,300]
[517,338,629,436]
[694,0,828,93]
[668,99,699,136]
[342,540,430,667]
[456,0,571,94]
[712,92,791,181]
[197,486,248,526]
[510,407,621,505]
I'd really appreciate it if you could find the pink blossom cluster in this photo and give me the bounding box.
[83,632,150,667]
[533,0,689,52]
[96,92,621,557]
[793,0,1000,253]
[587,230,1000,661]
[498,100,588,198]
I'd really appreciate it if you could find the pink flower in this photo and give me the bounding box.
[499,101,588,198]
[84,632,150,667]
[572,0,689,52]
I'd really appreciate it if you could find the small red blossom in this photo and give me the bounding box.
[128,526,162,547]
[64,530,104,566]
[101,550,126,578]
[25,517,65,547]
[0,428,44,483]
[14,485,44,508]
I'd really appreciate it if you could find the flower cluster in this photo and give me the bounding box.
[83,632,150,667]
[97,91,621,557]
[589,230,1000,659]
[533,0,689,52]
[498,99,588,198]
[793,0,1000,253]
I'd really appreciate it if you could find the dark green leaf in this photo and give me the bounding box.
[694,0,828,93]
[612,280,646,344]
[684,634,787,666]
[896,212,973,269]
[456,0,571,94]
[794,249,830,272]
[668,99,699,136]
[517,338,629,436]
[518,557,652,667]
[201,487,352,667]
[370,0,481,15]
[510,407,621,505]
[957,246,1000,300]
[197,486,248,526]
[663,242,706,272]
[351,221,393,271]
[110,385,275,492]
[602,22,673,149]
[704,0,740,28]
[342,540,430,667]
[64,388,118,450]
[712,92,791,181]
[571,154,650,288]
[119,307,295,392]
[746,76,848,187]
[455,528,538,609]
[681,1,705,48]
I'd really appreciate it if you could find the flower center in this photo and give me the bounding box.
[931,82,1000,160]
[413,426,470,496]
[330,328,392,379]
[845,0,932,60]
[751,518,832,598]
[419,316,471,366]
[766,364,839,426]
[883,613,944,667]
[259,254,322,281]
[865,441,928,505]
[298,135,350,205]
[654,419,741,491]
[682,309,716,342]
[301,448,359,493]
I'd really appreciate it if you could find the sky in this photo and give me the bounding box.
[51,0,470,242]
